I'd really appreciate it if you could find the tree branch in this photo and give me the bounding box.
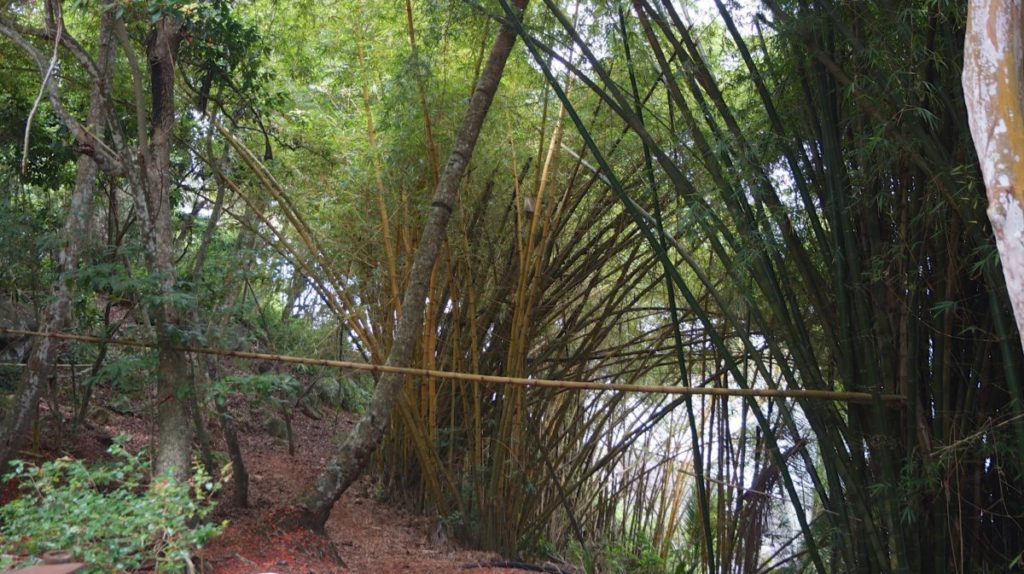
[0,14,123,175]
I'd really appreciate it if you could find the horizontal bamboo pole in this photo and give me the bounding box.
[0,327,905,404]
[0,363,92,369]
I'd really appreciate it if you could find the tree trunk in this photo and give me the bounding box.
[214,386,249,507]
[281,272,307,324]
[0,5,116,471]
[191,178,258,506]
[145,15,192,480]
[963,0,1024,351]
[293,0,530,531]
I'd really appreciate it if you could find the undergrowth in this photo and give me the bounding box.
[0,436,226,573]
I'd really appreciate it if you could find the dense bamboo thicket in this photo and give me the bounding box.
[1,0,1023,572]
[492,1,1024,571]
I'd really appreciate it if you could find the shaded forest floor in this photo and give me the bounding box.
[13,386,573,574]
[198,407,519,574]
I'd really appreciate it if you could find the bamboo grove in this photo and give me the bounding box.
[0,0,1022,572]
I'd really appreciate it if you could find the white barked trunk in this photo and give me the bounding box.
[964,0,1024,351]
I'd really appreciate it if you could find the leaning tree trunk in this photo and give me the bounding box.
[0,5,116,471]
[294,0,530,531]
[963,0,1024,351]
[144,15,193,481]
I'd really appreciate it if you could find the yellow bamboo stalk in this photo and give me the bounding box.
[467,265,484,492]
[663,457,691,557]
[422,248,443,447]
[404,0,441,187]
[447,256,461,472]
[652,434,673,551]
[354,20,403,320]
[396,392,452,515]
[516,102,569,354]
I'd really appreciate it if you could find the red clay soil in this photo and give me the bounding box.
[13,394,574,573]
[195,407,567,574]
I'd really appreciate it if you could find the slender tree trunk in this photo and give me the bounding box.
[144,15,192,480]
[180,165,227,478]
[963,0,1024,351]
[293,0,529,531]
[0,6,116,471]
[188,171,251,506]
[281,271,306,324]
[213,386,249,507]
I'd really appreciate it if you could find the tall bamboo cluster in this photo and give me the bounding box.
[207,0,1024,570]
[372,113,683,553]
[286,1,716,557]
[491,0,1024,571]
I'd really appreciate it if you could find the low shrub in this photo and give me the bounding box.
[0,436,226,573]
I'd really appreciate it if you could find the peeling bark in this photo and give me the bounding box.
[293,0,530,531]
[964,0,1024,349]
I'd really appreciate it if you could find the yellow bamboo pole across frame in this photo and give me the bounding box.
[0,327,905,404]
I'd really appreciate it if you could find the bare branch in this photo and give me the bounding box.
[21,1,63,174]
[0,9,101,80]
[0,14,123,175]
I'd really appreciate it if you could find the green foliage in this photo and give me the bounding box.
[603,537,669,574]
[439,510,464,532]
[178,0,278,108]
[75,261,153,301]
[214,371,299,404]
[309,376,344,410]
[213,372,300,440]
[567,532,670,574]
[0,365,21,392]
[86,353,156,398]
[0,188,64,294]
[0,437,225,573]
[0,91,76,190]
[331,376,372,414]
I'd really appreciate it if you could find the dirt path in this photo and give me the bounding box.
[198,407,545,574]
[25,390,571,573]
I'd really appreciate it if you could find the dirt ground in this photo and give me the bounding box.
[197,408,531,574]
[24,393,576,574]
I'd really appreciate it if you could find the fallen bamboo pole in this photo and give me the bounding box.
[0,363,92,369]
[0,327,905,404]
